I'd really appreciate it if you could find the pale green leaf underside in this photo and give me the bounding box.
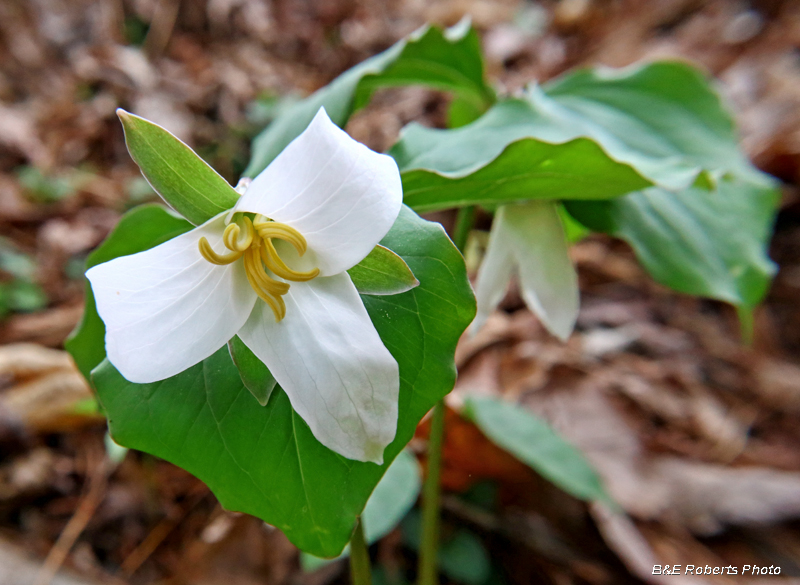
[464,397,608,503]
[401,134,652,213]
[567,179,779,308]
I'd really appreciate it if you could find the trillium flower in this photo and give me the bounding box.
[87,108,403,464]
[472,201,579,340]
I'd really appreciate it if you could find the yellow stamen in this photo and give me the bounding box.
[197,214,318,323]
[222,217,255,252]
[243,249,286,320]
[253,218,307,255]
[198,237,243,265]
[261,239,319,282]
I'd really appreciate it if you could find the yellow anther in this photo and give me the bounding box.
[198,237,244,265]
[244,248,290,296]
[261,239,319,282]
[222,217,255,252]
[198,215,318,322]
[253,219,307,256]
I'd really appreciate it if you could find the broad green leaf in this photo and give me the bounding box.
[301,449,422,571]
[118,110,239,226]
[463,397,608,503]
[65,205,192,380]
[539,60,766,188]
[401,134,652,213]
[352,19,494,113]
[392,62,773,210]
[391,99,651,212]
[348,244,419,295]
[228,335,277,406]
[91,205,476,557]
[245,21,493,177]
[567,179,779,309]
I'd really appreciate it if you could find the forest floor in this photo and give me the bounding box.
[2,1,800,584]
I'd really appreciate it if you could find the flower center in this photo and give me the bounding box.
[198,215,319,322]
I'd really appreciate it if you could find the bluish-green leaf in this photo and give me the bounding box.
[90,205,475,557]
[392,61,774,212]
[118,110,240,225]
[348,245,419,295]
[66,205,192,381]
[463,397,608,503]
[228,335,277,407]
[540,60,765,188]
[245,21,493,177]
[567,179,779,308]
[400,135,651,213]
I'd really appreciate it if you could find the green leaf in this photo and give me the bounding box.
[90,205,476,557]
[463,397,608,503]
[300,449,421,571]
[348,245,419,295]
[539,60,766,188]
[227,335,277,406]
[65,205,193,381]
[393,61,774,212]
[391,94,659,213]
[117,110,240,226]
[245,21,494,177]
[391,99,651,212]
[567,179,780,308]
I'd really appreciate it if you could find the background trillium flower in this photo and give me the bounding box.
[472,201,579,341]
[87,108,403,464]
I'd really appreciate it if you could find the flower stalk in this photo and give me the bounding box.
[418,205,475,585]
[349,517,372,585]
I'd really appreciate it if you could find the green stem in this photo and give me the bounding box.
[419,205,475,585]
[418,400,446,585]
[350,517,372,585]
[452,206,475,254]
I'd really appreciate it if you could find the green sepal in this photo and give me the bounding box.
[117,109,239,226]
[228,335,277,407]
[348,244,419,296]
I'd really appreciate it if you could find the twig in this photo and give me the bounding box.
[34,449,109,585]
[120,483,209,577]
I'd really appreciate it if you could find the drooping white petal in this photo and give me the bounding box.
[236,108,403,277]
[502,202,579,341]
[471,219,515,335]
[87,213,258,383]
[238,272,399,464]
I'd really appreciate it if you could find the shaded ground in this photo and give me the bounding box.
[2,0,800,583]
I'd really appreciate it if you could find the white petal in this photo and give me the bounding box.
[236,108,403,276]
[471,218,515,334]
[238,272,399,463]
[502,202,579,341]
[86,213,258,383]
